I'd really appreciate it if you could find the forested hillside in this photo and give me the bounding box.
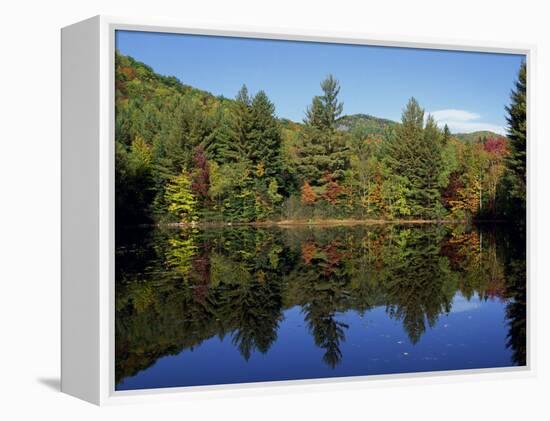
[115,51,526,226]
[454,131,507,143]
[336,113,397,135]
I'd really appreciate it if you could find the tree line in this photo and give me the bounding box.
[115,51,526,225]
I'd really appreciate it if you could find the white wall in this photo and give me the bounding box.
[1,0,548,418]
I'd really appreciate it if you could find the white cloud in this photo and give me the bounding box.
[431,109,481,122]
[428,109,505,135]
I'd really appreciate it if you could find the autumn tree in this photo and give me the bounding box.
[347,131,382,216]
[446,142,485,220]
[190,145,211,211]
[301,182,317,218]
[322,173,344,205]
[483,137,508,216]
[165,170,198,223]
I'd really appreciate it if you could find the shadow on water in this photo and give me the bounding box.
[114,223,526,389]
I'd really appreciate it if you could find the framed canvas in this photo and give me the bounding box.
[61,15,534,405]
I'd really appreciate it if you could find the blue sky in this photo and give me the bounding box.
[116,30,524,135]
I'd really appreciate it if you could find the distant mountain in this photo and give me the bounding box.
[337,114,398,136]
[454,131,507,143]
[278,118,303,130]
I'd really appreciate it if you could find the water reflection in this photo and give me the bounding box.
[115,224,526,389]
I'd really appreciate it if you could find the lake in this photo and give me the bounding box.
[115,223,526,391]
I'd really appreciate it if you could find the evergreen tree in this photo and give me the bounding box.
[296,75,348,186]
[249,91,283,179]
[504,62,527,218]
[422,115,445,213]
[443,124,451,143]
[304,74,343,131]
[211,85,254,165]
[304,96,325,128]
[384,99,444,218]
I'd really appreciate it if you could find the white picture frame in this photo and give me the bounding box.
[61,15,536,405]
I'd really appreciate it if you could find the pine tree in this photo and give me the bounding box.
[249,91,282,179]
[384,99,444,218]
[211,85,254,164]
[401,97,425,129]
[304,96,325,128]
[504,62,527,217]
[443,124,451,143]
[296,75,348,186]
[421,115,444,214]
[318,75,344,130]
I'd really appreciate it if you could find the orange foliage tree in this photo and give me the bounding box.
[301,181,317,218]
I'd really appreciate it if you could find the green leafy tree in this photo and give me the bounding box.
[347,132,381,216]
[165,170,198,223]
[444,141,485,220]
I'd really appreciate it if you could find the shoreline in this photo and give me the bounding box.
[153,218,510,229]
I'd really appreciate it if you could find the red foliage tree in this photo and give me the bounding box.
[191,145,211,206]
[483,137,508,157]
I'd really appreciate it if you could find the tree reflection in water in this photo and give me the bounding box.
[115,224,526,386]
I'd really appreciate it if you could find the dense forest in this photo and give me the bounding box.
[115,51,526,226]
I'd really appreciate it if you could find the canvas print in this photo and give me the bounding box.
[114,30,527,391]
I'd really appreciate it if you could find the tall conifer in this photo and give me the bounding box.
[249,90,282,179]
[297,75,347,186]
[504,62,527,215]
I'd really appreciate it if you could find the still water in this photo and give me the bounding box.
[115,224,526,390]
